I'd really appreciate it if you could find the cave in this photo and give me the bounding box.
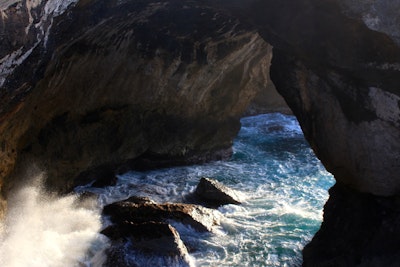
[1,0,400,266]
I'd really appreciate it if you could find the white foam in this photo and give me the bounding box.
[0,174,106,267]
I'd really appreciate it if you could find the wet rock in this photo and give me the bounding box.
[102,222,194,267]
[193,177,242,207]
[103,222,188,254]
[103,201,221,232]
[103,244,136,267]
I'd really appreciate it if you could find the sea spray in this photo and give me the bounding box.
[0,173,107,267]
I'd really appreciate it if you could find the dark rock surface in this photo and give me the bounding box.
[211,0,400,197]
[103,200,221,232]
[0,0,277,209]
[101,199,204,267]
[303,183,400,267]
[102,221,190,257]
[192,177,242,207]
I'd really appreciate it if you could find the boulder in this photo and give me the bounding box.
[103,201,221,232]
[102,220,194,267]
[193,177,242,207]
[102,221,190,256]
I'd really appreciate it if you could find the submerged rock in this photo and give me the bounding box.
[193,177,242,207]
[103,201,221,232]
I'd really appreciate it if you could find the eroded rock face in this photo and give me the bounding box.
[0,0,277,208]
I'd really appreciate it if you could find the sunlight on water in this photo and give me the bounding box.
[0,173,107,267]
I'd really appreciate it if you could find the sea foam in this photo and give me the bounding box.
[0,173,106,267]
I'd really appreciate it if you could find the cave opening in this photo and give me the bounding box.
[66,112,335,266]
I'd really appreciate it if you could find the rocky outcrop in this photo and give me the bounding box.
[101,198,218,266]
[0,0,276,213]
[191,177,242,207]
[103,200,221,232]
[102,221,193,267]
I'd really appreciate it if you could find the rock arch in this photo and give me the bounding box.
[1,0,400,265]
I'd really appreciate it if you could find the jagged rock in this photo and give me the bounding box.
[103,201,221,232]
[193,177,242,207]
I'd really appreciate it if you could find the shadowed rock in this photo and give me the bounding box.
[102,221,190,256]
[103,200,221,232]
[193,177,242,208]
[303,183,400,266]
[101,211,195,266]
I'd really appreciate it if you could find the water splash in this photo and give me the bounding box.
[0,173,107,267]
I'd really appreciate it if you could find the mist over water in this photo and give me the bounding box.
[0,174,107,267]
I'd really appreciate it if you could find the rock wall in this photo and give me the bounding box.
[0,0,279,213]
[211,0,400,265]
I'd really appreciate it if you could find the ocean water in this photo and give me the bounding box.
[82,113,335,266]
[0,113,334,267]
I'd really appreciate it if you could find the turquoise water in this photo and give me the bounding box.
[83,113,335,266]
